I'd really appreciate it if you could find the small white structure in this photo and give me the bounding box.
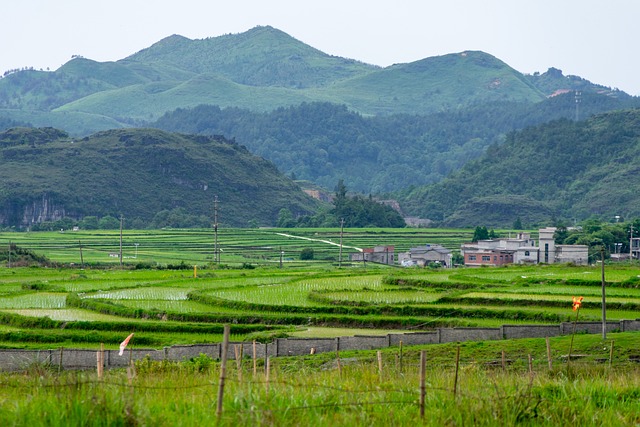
[461,228,588,267]
[398,244,452,268]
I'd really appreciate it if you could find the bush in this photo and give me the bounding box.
[300,248,314,260]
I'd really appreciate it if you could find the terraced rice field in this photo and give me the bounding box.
[1,228,640,349]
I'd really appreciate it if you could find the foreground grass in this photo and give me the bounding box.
[1,333,639,426]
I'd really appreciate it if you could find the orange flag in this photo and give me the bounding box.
[572,296,583,311]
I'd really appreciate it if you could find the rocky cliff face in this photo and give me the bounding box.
[0,194,68,227]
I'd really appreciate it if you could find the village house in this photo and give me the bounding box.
[398,244,452,268]
[349,245,394,265]
[461,227,589,266]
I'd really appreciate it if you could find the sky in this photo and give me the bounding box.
[3,0,638,94]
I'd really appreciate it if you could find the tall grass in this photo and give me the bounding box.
[0,335,639,426]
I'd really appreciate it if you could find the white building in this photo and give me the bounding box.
[461,228,588,266]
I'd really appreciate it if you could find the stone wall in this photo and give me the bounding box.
[1,319,637,371]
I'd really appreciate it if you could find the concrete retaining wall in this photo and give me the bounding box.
[1,319,638,371]
[501,325,561,339]
[439,327,501,343]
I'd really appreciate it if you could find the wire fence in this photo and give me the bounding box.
[3,331,637,423]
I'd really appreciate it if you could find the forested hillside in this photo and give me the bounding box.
[153,93,640,193]
[0,26,609,136]
[398,109,640,227]
[0,127,318,229]
[1,26,637,229]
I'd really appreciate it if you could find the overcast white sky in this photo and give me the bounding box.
[3,0,638,94]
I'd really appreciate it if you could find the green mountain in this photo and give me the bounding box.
[0,26,609,135]
[152,92,640,194]
[397,109,640,227]
[0,127,318,229]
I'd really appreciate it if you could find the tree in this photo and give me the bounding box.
[276,208,295,228]
[300,247,314,260]
[472,226,489,242]
[554,226,569,244]
[98,215,120,230]
[513,217,523,230]
[80,216,98,230]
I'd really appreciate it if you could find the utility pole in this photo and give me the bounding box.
[79,240,84,269]
[7,241,11,268]
[575,90,581,121]
[338,218,344,268]
[214,196,219,264]
[119,215,124,268]
[601,247,607,340]
[279,246,283,269]
[631,223,634,265]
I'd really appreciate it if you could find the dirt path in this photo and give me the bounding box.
[275,232,362,252]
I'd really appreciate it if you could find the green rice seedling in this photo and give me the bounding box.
[83,287,191,301]
[317,289,443,305]
[0,293,67,309]
[0,309,132,322]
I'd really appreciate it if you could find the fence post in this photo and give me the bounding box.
[216,324,230,418]
[265,356,271,393]
[253,340,257,377]
[453,345,460,400]
[234,344,243,382]
[58,347,64,374]
[609,340,615,368]
[546,337,552,371]
[419,350,426,419]
[377,350,383,382]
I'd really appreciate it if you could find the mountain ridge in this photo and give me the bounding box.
[0,25,620,135]
[0,127,318,228]
[397,109,640,226]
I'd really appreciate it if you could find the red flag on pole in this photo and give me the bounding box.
[119,333,134,356]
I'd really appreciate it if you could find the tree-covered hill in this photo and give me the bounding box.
[0,26,617,135]
[397,109,640,227]
[0,127,318,229]
[152,92,640,194]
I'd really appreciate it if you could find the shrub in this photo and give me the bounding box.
[300,248,314,260]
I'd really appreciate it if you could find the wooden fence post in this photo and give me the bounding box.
[546,337,552,371]
[216,324,230,418]
[252,340,257,377]
[58,347,64,374]
[419,350,426,419]
[265,356,271,393]
[234,344,243,383]
[453,345,460,400]
[609,340,615,368]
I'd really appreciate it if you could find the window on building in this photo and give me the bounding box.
[469,255,476,261]
[482,256,491,261]
[525,251,530,256]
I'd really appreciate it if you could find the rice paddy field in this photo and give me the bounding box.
[2,228,640,425]
[0,227,639,350]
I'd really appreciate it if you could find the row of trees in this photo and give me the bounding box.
[555,218,640,260]
[28,208,213,232]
